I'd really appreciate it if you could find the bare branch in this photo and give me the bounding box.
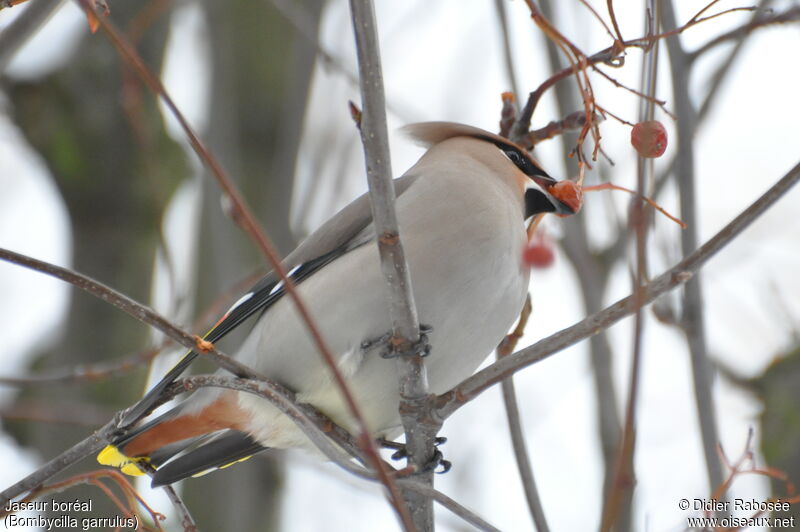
[512,0,755,152]
[191,378,500,532]
[601,6,661,525]
[178,376,371,477]
[0,400,112,426]
[606,0,624,43]
[0,251,370,499]
[0,417,117,507]
[534,0,623,508]
[494,0,521,100]
[436,159,800,419]
[349,0,433,529]
[0,270,269,387]
[0,247,214,366]
[689,5,799,60]
[395,480,503,532]
[3,469,167,530]
[0,346,163,386]
[348,1,421,351]
[159,483,197,532]
[0,368,368,508]
[527,110,594,146]
[0,0,62,72]
[497,296,550,532]
[664,0,728,507]
[694,1,791,123]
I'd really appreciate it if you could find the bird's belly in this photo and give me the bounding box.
[236,194,529,447]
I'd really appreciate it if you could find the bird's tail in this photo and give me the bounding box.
[97,391,265,485]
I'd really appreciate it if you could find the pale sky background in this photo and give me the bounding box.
[1,1,799,531]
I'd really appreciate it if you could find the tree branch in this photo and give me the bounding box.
[688,5,800,60]
[159,483,198,532]
[536,0,623,512]
[0,417,117,507]
[177,376,372,477]
[694,0,785,124]
[497,296,550,532]
[494,0,521,101]
[0,0,62,72]
[395,480,502,532]
[0,368,368,508]
[349,0,433,530]
[601,7,661,528]
[3,370,501,532]
[663,0,726,508]
[0,251,370,502]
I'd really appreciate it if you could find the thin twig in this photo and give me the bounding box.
[349,0,430,530]
[0,400,112,426]
[652,0,783,200]
[527,110,593,146]
[4,470,167,531]
[0,247,218,366]
[159,483,197,532]
[536,0,623,508]
[694,1,789,123]
[0,346,163,386]
[177,376,372,476]
[0,251,367,499]
[0,268,266,387]
[577,0,617,43]
[497,296,550,532]
[601,5,661,524]
[395,480,503,532]
[494,0,521,100]
[436,159,800,419]
[606,0,624,43]
[3,370,498,532]
[512,0,755,150]
[0,417,118,507]
[663,0,726,511]
[0,369,368,508]
[0,0,63,72]
[689,5,798,60]
[192,376,500,532]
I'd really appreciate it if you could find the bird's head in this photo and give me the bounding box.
[403,121,579,218]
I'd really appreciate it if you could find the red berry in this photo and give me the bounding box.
[523,239,555,269]
[631,120,668,158]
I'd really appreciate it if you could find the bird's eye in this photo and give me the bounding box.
[494,142,551,180]
[505,150,524,166]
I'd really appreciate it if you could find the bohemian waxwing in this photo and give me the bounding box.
[98,122,577,486]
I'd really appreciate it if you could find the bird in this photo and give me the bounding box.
[97,122,577,486]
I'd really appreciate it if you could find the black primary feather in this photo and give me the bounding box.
[118,249,345,429]
[150,431,266,487]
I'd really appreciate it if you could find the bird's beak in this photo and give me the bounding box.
[527,175,580,217]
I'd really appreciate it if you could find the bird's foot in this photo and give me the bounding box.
[380,436,451,474]
[361,324,433,359]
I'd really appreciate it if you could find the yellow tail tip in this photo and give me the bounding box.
[121,463,147,476]
[97,445,128,467]
[97,445,147,477]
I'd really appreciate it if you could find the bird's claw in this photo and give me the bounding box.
[385,437,450,474]
[362,324,433,359]
[427,449,452,474]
